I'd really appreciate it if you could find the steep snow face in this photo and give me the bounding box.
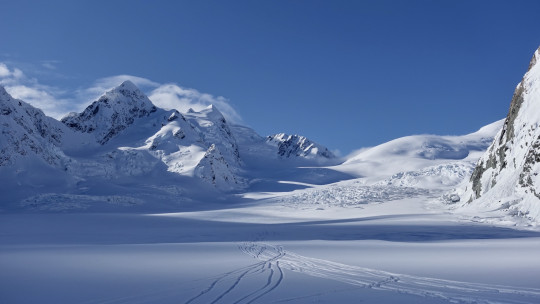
[61,80,157,144]
[266,133,335,160]
[0,86,68,167]
[142,109,206,175]
[111,105,245,190]
[460,47,540,221]
[194,144,245,191]
[183,105,242,168]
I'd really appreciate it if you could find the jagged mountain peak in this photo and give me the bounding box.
[61,81,157,144]
[195,104,226,122]
[183,105,241,168]
[0,85,20,108]
[117,80,139,91]
[107,80,152,103]
[0,85,9,97]
[266,133,335,160]
[99,80,155,109]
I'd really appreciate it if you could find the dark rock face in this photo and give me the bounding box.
[503,82,525,146]
[471,78,526,184]
[464,47,540,214]
[469,160,485,201]
[519,137,540,199]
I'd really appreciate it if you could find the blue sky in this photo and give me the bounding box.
[1,0,539,155]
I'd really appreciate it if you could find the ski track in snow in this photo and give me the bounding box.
[183,244,286,304]
[80,253,286,304]
[79,241,540,304]
[237,242,540,304]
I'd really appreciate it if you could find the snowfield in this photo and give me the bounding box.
[2,185,540,303]
[2,49,540,303]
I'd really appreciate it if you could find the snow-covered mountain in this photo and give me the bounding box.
[457,47,540,221]
[183,105,242,169]
[0,80,342,208]
[194,144,245,191]
[59,81,245,191]
[1,70,518,216]
[229,125,337,162]
[0,86,68,168]
[61,81,158,145]
[266,133,335,160]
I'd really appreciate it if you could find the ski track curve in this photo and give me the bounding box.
[81,242,540,304]
[233,263,274,304]
[183,243,286,304]
[238,242,540,304]
[245,261,284,304]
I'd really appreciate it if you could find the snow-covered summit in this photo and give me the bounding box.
[0,85,9,101]
[266,133,335,160]
[183,104,242,168]
[112,102,246,190]
[458,46,540,222]
[61,80,157,144]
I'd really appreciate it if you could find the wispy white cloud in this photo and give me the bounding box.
[0,62,243,123]
[0,63,24,81]
[86,75,161,95]
[74,75,162,111]
[331,149,342,158]
[0,62,72,119]
[77,75,242,123]
[40,60,61,70]
[0,63,10,77]
[149,84,242,124]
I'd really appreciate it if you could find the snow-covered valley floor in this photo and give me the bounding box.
[2,187,540,304]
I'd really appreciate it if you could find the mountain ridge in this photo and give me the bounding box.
[455,47,540,222]
[0,81,339,204]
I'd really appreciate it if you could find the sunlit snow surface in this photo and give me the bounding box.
[2,189,540,304]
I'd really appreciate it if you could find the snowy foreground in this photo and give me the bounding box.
[2,183,540,304]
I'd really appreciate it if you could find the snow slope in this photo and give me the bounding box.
[0,86,68,168]
[335,120,502,183]
[0,86,87,206]
[2,193,540,303]
[194,144,246,191]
